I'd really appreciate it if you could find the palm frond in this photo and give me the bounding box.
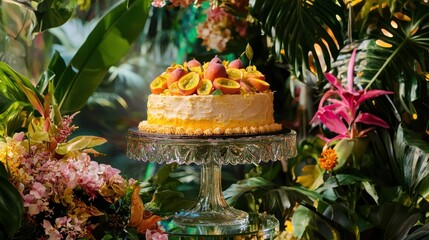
[252,0,346,80]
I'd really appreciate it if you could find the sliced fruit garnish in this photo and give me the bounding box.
[189,66,203,80]
[197,79,213,95]
[213,78,241,94]
[166,63,183,73]
[160,89,171,96]
[226,68,243,81]
[245,70,265,80]
[248,77,270,92]
[168,68,188,87]
[246,65,257,72]
[178,72,200,95]
[240,78,257,92]
[150,75,168,94]
[168,81,182,95]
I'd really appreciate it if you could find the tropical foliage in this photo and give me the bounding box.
[221,0,429,239]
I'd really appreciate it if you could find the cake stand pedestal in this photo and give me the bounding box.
[127,128,296,239]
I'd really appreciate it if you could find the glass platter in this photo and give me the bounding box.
[126,127,297,236]
[127,128,297,165]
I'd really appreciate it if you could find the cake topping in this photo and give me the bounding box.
[150,56,270,96]
[197,79,213,95]
[205,61,227,81]
[228,58,245,69]
[213,78,241,94]
[187,58,201,68]
[167,68,187,87]
[178,72,200,95]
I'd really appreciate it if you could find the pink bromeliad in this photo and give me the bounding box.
[310,48,394,144]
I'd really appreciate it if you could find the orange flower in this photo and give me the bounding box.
[318,148,338,171]
[128,185,163,234]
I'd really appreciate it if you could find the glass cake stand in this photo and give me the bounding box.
[126,127,297,238]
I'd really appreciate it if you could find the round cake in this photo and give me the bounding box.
[138,57,282,135]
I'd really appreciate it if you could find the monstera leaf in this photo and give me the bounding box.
[357,7,429,116]
[251,0,345,80]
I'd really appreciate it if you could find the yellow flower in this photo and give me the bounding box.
[0,136,31,186]
[318,148,338,171]
[276,220,298,240]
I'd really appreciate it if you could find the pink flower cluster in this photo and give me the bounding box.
[151,0,249,52]
[21,151,126,216]
[196,1,248,52]
[146,229,169,240]
[1,114,130,239]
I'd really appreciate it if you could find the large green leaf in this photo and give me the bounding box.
[33,0,75,32]
[251,0,345,80]
[55,135,107,155]
[395,123,429,201]
[292,205,313,238]
[374,202,421,240]
[51,0,151,114]
[223,177,275,205]
[294,202,358,240]
[405,223,429,240]
[0,62,44,136]
[151,190,194,214]
[0,62,43,103]
[0,163,23,238]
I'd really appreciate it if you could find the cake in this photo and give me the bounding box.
[138,56,282,135]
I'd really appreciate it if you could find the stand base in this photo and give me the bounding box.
[160,213,279,239]
[174,207,249,226]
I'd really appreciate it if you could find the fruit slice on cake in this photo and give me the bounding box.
[213,78,241,94]
[168,68,187,87]
[247,77,270,92]
[168,81,182,95]
[178,72,200,95]
[197,79,214,95]
[226,68,243,81]
[150,75,168,94]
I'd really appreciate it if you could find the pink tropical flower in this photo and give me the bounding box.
[310,49,394,143]
[146,229,168,240]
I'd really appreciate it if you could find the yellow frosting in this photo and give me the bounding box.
[138,92,282,135]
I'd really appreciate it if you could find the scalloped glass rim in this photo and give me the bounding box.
[126,127,297,165]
